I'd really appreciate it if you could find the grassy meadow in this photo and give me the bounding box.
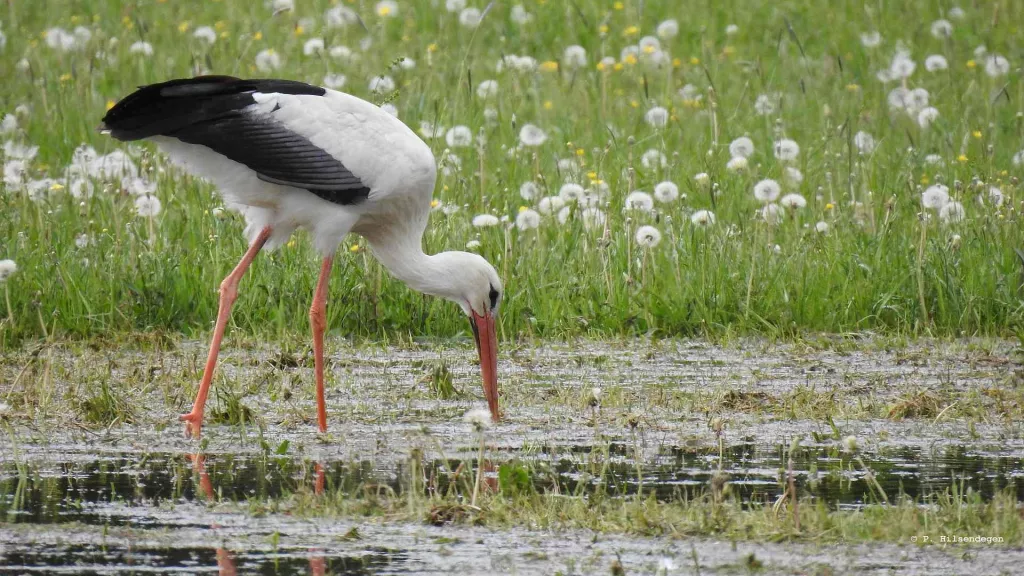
[1,0,1023,346]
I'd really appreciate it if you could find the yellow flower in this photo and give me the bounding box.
[689,56,700,65]
[575,148,585,157]
[613,62,624,71]
[966,59,976,69]
[430,199,440,208]
[672,58,681,67]
[623,25,639,36]
[122,16,133,29]
[957,154,968,163]
[599,24,609,35]
[540,60,559,72]
[642,45,656,54]
[106,100,115,111]
[587,171,598,180]
[427,43,438,53]
[845,83,860,92]
[214,21,226,31]
[349,244,361,252]
[825,203,835,210]
[613,1,624,9]
[178,21,190,33]
[49,182,65,191]
[972,130,982,139]
[59,73,72,82]
[378,5,391,16]
[254,31,263,40]
[623,54,638,65]
[920,175,930,185]
[596,61,607,71]
[722,46,736,56]
[287,239,297,248]
[518,206,528,213]
[294,25,305,36]
[543,100,553,110]
[70,15,79,23]
[629,100,639,108]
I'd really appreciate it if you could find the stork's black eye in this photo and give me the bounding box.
[488,285,500,310]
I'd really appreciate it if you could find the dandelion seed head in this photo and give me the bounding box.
[538,196,565,215]
[922,184,950,209]
[729,136,754,158]
[302,37,325,56]
[930,19,953,38]
[516,208,541,230]
[939,201,965,223]
[472,214,500,227]
[925,54,948,71]
[459,7,482,28]
[369,75,396,93]
[559,183,585,202]
[562,45,587,69]
[640,149,667,170]
[134,194,162,217]
[323,73,347,89]
[917,106,940,129]
[465,239,481,249]
[520,182,540,201]
[445,125,473,148]
[463,407,492,431]
[754,94,776,116]
[128,41,154,56]
[691,209,716,227]
[510,4,533,25]
[519,124,547,147]
[854,131,876,154]
[725,24,739,35]
[753,179,781,203]
[255,48,282,72]
[780,193,807,209]
[654,181,679,203]
[634,225,662,248]
[815,221,830,234]
[476,79,499,99]
[193,26,216,44]
[984,54,1010,77]
[581,207,606,230]
[657,19,679,39]
[774,139,800,162]
[694,172,711,186]
[760,202,784,225]
[625,191,654,211]
[644,106,669,128]
[726,156,748,172]
[0,259,16,282]
[860,31,881,48]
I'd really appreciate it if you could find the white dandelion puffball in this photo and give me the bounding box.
[638,35,661,53]
[1014,150,1024,166]
[445,126,473,148]
[635,225,662,248]
[726,156,748,172]
[754,94,776,116]
[369,75,396,93]
[889,53,916,79]
[925,54,948,72]
[375,0,398,17]
[419,122,446,140]
[644,106,669,128]
[4,160,27,188]
[691,210,716,227]
[516,208,541,231]
[193,26,216,44]
[129,41,154,56]
[887,87,912,111]
[465,239,481,249]
[302,38,325,56]
[520,181,540,200]
[815,221,830,234]
[519,124,547,147]
[134,194,162,217]
[774,139,800,162]
[563,45,587,69]
[917,106,940,129]
[69,179,94,199]
[761,203,784,225]
[654,181,679,203]
[860,31,881,48]
[925,154,944,165]
[537,196,565,215]
[940,201,965,223]
[784,166,804,185]
[729,136,754,158]
[581,208,606,230]
[329,45,355,62]
[921,185,949,209]
[476,79,499,99]
[255,49,281,72]
[641,149,667,170]
[930,19,953,38]
[463,407,492,431]
[122,177,156,196]
[694,172,711,187]
[3,142,38,161]
[984,186,1005,207]
[657,19,679,39]
[679,84,701,101]
[271,0,294,11]
[446,0,467,11]
[325,6,359,28]
[324,73,347,89]
[472,214,500,227]
[725,24,739,35]
[625,191,654,211]
[984,54,1010,77]
[909,88,930,110]
[854,131,876,154]
[753,179,781,203]
[949,6,965,19]
[459,8,482,28]
[0,259,16,282]
[780,193,807,209]
[0,114,17,134]
[558,183,584,202]
[510,4,533,25]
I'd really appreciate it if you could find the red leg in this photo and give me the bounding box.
[180,227,272,438]
[310,256,333,433]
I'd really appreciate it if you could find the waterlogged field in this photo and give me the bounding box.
[2,0,1024,574]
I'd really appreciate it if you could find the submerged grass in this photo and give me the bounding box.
[0,1,1022,347]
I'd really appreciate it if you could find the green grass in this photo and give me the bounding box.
[1,0,1022,348]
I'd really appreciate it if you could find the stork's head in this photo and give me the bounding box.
[427,251,502,421]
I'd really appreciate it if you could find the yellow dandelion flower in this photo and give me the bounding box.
[629,100,639,108]
[254,31,263,40]
[214,21,226,31]
[722,46,736,56]
[643,45,656,54]
[50,182,65,191]
[596,61,607,71]
[430,199,440,208]
[689,56,700,65]
[518,206,528,213]
[349,244,361,252]
[623,25,639,36]
[957,154,968,163]
[972,130,982,139]
[294,25,305,36]
[106,100,116,111]
[846,83,860,92]
[613,1,624,9]
[613,62,624,71]
[178,21,190,33]
[599,24,609,35]
[543,101,553,110]
[920,175,929,185]
[59,73,72,82]
[540,60,559,72]
[966,59,976,69]
[825,203,835,210]
[575,148,585,157]
[70,15,80,23]
[624,54,638,65]
[220,31,229,39]
[672,58,682,67]
[378,5,391,16]
[587,171,598,180]
[427,43,438,52]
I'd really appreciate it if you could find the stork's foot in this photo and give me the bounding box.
[179,411,204,439]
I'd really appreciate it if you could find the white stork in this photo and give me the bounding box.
[100,76,502,438]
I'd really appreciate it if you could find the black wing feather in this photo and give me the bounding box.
[101,76,370,206]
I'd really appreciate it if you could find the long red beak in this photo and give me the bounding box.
[471,311,500,421]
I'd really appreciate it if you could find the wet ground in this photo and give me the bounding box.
[1,338,1022,574]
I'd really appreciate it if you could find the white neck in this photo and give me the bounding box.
[368,235,454,299]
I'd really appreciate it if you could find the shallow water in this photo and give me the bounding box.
[1,338,1022,574]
